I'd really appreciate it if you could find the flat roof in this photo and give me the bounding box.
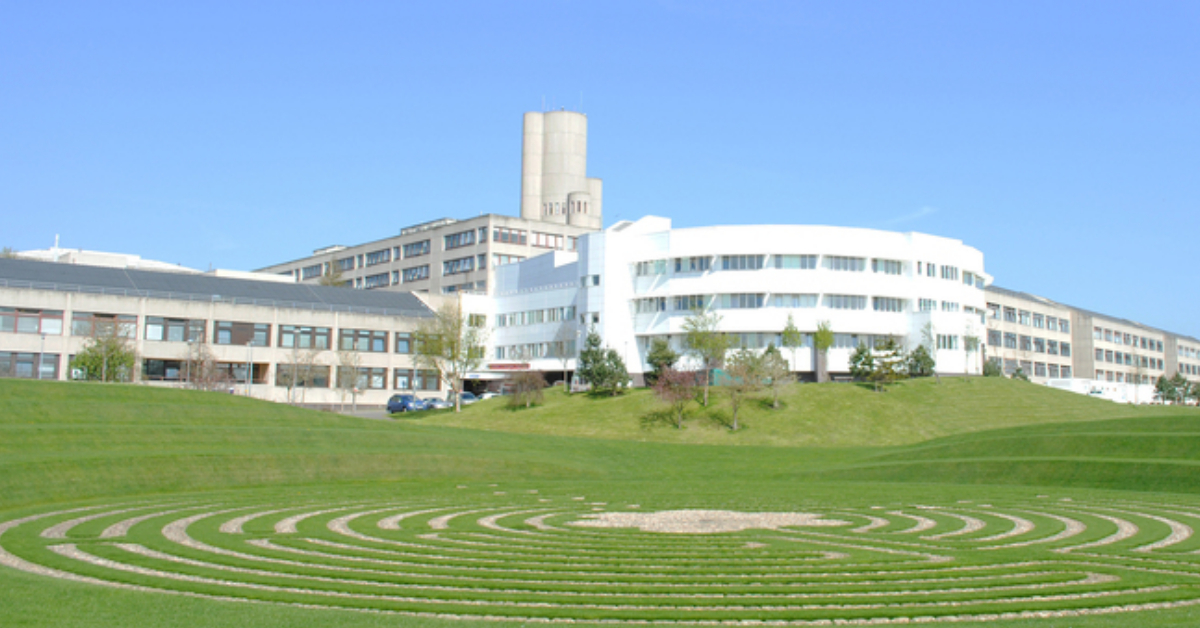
[0,258,434,319]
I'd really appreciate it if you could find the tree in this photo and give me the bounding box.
[336,348,362,411]
[0,246,16,259]
[921,322,941,384]
[552,322,577,391]
[963,333,981,377]
[781,314,803,374]
[683,308,731,406]
[760,344,792,409]
[868,337,906,392]
[848,343,874,381]
[72,332,136,382]
[576,328,629,396]
[813,321,834,383]
[644,338,679,386]
[724,349,764,431]
[278,346,321,403]
[983,358,1003,377]
[183,339,227,391]
[318,264,346,287]
[509,370,546,409]
[906,345,936,378]
[653,367,696,429]
[414,301,488,412]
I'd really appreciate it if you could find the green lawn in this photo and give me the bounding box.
[3,378,1200,627]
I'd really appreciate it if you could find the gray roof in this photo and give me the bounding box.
[0,258,433,319]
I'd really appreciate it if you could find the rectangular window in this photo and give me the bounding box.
[301,264,323,280]
[71,312,137,338]
[714,294,765,309]
[493,254,525,266]
[402,265,430,282]
[403,240,431,258]
[1034,338,1045,353]
[941,301,960,312]
[772,294,818,308]
[416,369,441,391]
[635,297,668,313]
[941,265,959,281]
[276,364,330,388]
[336,257,356,272]
[1019,310,1031,326]
[919,298,937,312]
[674,295,710,311]
[444,230,477,250]
[1060,319,1070,334]
[443,256,476,275]
[144,317,206,343]
[871,259,903,275]
[872,297,905,312]
[365,248,391,266]
[634,260,668,276]
[721,255,765,270]
[937,334,959,350]
[393,369,412,390]
[1,307,64,335]
[824,294,867,310]
[1004,332,1017,349]
[492,227,528,245]
[925,263,937,277]
[363,273,389,289]
[1019,335,1032,351]
[823,256,865,272]
[674,256,712,273]
[395,332,411,354]
[1047,340,1059,355]
[532,232,564,249]
[987,329,1001,347]
[339,329,388,353]
[1035,362,1047,377]
[1004,307,1017,322]
[1032,314,1044,329]
[214,321,270,346]
[774,254,817,270]
[279,325,330,350]
[0,352,59,380]
[987,303,1001,319]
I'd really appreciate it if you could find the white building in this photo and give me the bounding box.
[483,216,991,384]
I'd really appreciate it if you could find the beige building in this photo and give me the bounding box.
[0,257,443,407]
[985,285,1200,402]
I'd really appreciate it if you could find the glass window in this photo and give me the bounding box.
[402,265,430,282]
[822,256,865,272]
[145,317,206,343]
[773,294,818,308]
[339,329,388,353]
[824,294,867,310]
[871,259,903,275]
[774,255,817,270]
[444,230,477,250]
[279,325,330,350]
[721,255,765,270]
[215,321,270,346]
[403,240,431,258]
[71,312,137,338]
[872,297,905,312]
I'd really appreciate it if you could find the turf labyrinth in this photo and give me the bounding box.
[5,488,1200,625]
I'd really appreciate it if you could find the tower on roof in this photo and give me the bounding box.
[520,111,603,229]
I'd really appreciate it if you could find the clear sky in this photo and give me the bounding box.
[3,1,1197,337]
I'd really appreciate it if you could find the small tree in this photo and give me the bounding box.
[553,322,577,390]
[683,308,731,406]
[724,349,763,431]
[318,264,346,287]
[509,370,547,409]
[813,321,834,383]
[414,301,489,412]
[576,328,629,396]
[963,332,981,376]
[982,358,1003,377]
[760,344,792,409]
[906,345,936,378]
[645,338,679,386]
[72,332,136,382]
[868,337,905,392]
[336,348,362,411]
[848,343,874,381]
[781,314,803,374]
[183,339,227,391]
[653,367,696,429]
[921,322,941,384]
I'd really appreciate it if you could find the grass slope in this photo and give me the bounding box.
[422,376,1190,447]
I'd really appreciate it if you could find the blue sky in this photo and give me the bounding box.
[3,1,1198,337]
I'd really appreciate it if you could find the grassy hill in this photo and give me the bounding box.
[422,376,1190,447]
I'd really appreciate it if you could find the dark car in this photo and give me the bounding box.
[387,394,424,413]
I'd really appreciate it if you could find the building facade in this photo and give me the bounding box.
[0,258,443,406]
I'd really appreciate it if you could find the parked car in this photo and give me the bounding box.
[387,394,425,414]
[448,391,478,405]
[477,391,499,400]
[425,398,451,410]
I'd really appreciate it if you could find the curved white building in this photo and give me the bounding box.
[486,216,991,383]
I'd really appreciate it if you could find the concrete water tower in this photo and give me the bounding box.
[520,111,603,229]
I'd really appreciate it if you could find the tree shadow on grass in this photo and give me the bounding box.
[640,409,682,431]
[753,397,788,412]
[702,407,745,431]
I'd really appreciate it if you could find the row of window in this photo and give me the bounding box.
[1096,370,1154,385]
[1093,326,1164,352]
[1093,348,1164,371]
[494,340,577,360]
[634,294,983,314]
[495,306,577,328]
[987,330,1073,357]
[142,359,441,391]
[988,304,1073,334]
[632,255,980,281]
[992,358,1073,379]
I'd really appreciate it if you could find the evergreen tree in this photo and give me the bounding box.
[644,338,679,386]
